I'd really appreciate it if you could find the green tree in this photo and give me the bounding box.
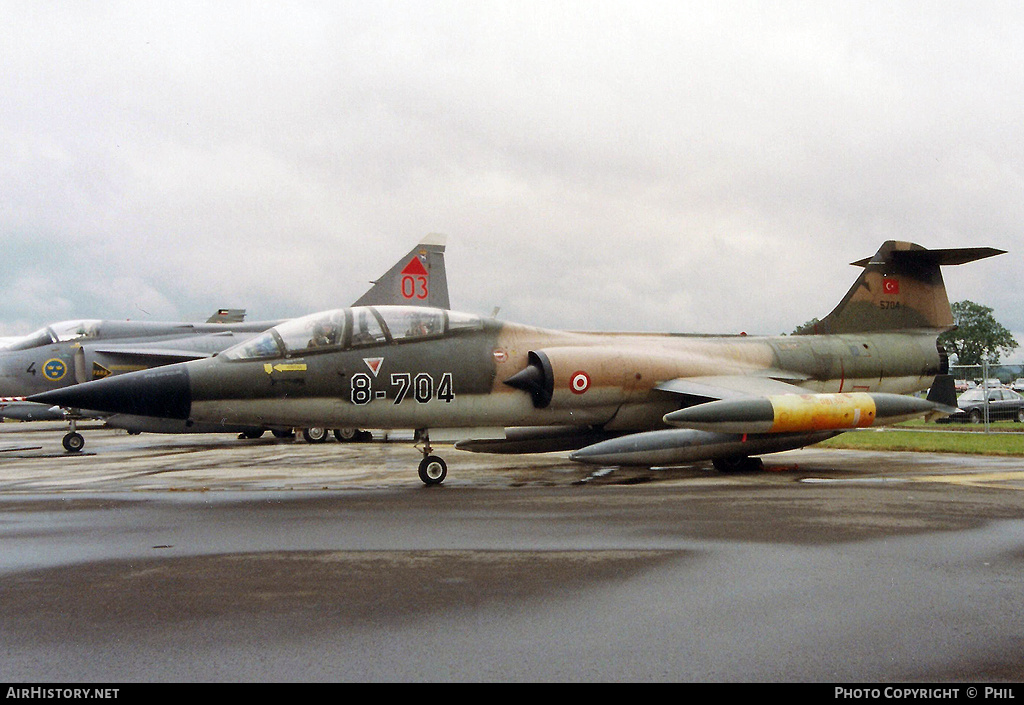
[792,318,819,335]
[938,300,1018,365]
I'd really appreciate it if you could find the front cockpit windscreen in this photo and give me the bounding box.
[0,320,101,351]
[221,306,477,361]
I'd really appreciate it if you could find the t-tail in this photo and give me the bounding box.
[352,233,450,309]
[796,241,1004,335]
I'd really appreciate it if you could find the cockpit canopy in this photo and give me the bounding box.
[0,320,102,351]
[221,306,483,361]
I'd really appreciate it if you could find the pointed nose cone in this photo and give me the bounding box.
[27,365,191,419]
[503,361,553,408]
[504,364,546,394]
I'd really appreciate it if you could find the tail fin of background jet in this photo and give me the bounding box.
[797,241,1004,335]
[352,234,450,310]
[206,308,246,323]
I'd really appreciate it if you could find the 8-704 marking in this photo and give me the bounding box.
[350,372,454,405]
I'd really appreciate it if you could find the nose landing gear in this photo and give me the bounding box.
[415,431,447,486]
[63,418,85,453]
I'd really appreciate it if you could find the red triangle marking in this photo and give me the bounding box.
[363,358,384,377]
[400,256,429,276]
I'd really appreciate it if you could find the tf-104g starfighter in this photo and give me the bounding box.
[31,241,1000,484]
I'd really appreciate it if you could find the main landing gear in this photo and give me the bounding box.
[301,427,373,443]
[415,430,447,486]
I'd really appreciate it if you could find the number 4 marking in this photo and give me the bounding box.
[438,372,453,402]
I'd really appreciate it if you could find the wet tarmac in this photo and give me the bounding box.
[1,421,1023,682]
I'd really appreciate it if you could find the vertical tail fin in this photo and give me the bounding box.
[206,308,246,323]
[797,241,1003,335]
[926,373,959,412]
[352,234,450,309]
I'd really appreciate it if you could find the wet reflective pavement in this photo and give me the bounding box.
[1,422,1023,681]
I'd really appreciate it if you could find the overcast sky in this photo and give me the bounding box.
[3,2,1023,360]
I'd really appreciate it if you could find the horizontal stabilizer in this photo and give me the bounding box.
[851,247,1005,268]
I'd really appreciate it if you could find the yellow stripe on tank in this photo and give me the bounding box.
[769,393,877,432]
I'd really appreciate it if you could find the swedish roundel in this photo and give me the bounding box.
[43,358,68,382]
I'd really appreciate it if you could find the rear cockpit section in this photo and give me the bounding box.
[221,306,483,361]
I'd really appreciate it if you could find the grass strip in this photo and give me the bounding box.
[819,426,1024,455]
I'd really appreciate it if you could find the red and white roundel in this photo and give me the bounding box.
[570,371,590,394]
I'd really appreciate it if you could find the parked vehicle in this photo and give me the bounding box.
[938,387,1024,424]
[1012,378,1024,392]
[954,379,975,392]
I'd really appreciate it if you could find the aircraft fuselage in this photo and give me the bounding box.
[179,314,943,433]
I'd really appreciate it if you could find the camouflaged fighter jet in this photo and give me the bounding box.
[30,241,1000,484]
[7,234,449,451]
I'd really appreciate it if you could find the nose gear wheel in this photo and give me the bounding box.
[415,431,447,485]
